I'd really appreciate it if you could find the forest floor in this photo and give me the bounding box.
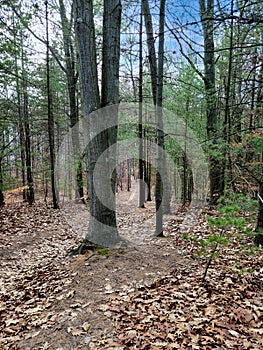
[0,184,263,350]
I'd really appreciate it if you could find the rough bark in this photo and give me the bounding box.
[199,0,224,204]
[157,0,170,216]
[73,0,123,248]
[14,31,26,200]
[58,0,84,202]
[21,47,34,205]
[87,0,121,246]
[45,1,58,209]
[142,0,157,106]
[155,0,166,236]
[139,7,145,208]
[73,0,100,116]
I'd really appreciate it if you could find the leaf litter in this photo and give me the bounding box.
[0,194,262,349]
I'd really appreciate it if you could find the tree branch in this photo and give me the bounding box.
[9,3,66,74]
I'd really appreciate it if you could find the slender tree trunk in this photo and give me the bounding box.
[158,0,170,215]
[255,178,263,246]
[155,0,167,236]
[223,0,235,192]
[142,0,157,106]
[127,158,131,191]
[256,51,263,109]
[45,1,59,209]
[0,128,4,206]
[144,123,152,202]
[0,171,4,206]
[23,103,34,205]
[58,0,84,202]
[13,25,26,200]
[147,160,152,201]
[142,0,170,235]
[138,7,145,208]
[21,47,34,205]
[18,119,26,200]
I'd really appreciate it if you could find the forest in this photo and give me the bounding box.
[0,0,263,349]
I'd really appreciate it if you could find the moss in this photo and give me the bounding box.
[94,247,124,257]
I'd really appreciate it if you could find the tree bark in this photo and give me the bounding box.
[0,128,4,206]
[155,0,166,236]
[45,1,59,209]
[74,0,100,117]
[255,179,263,246]
[13,22,27,200]
[138,6,145,208]
[73,0,123,248]
[58,0,84,202]
[142,0,157,106]
[157,0,170,216]
[142,0,170,236]
[199,0,224,204]
[21,47,34,205]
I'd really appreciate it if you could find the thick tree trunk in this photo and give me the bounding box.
[73,0,123,248]
[86,0,121,246]
[199,0,224,204]
[74,0,100,116]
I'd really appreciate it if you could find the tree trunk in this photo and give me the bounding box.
[14,28,26,200]
[18,110,26,200]
[58,0,84,203]
[127,158,131,192]
[142,0,157,106]
[155,0,166,236]
[21,48,34,205]
[142,0,170,236]
[87,0,121,246]
[223,0,235,192]
[138,7,145,207]
[199,0,224,204]
[73,0,100,116]
[46,1,59,209]
[73,0,123,248]
[255,180,263,246]
[158,0,170,215]
[0,128,4,206]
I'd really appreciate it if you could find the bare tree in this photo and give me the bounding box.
[73,0,123,249]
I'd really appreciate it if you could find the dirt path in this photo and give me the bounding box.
[0,190,197,350]
[1,188,262,350]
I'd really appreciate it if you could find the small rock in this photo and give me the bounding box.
[84,336,91,345]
